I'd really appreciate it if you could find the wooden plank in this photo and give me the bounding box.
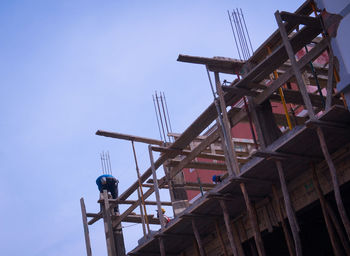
[177,54,244,75]
[96,130,163,146]
[80,198,92,256]
[112,200,172,206]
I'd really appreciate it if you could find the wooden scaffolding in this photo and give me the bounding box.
[80,1,350,255]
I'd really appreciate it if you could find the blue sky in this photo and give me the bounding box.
[0,0,304,255]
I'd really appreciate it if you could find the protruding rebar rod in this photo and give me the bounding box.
[162,92,173,141]
[228,10,242,60]
[240,8,254,54]
[155,92,168,143]
[153,94,164,142]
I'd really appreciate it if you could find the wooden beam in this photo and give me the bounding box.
[215,220,229,256]
[220,200,239,256]
[159,237,166,256]
[269,89,342,109]
[101,190,117,256]
[325,46,334,110]
[255,37,330,106]
[148,145,165,230]
[311,163,343,256]
[253,150,322,161]
[275,160,302,256]
[275,11,315,120]
[80,198,92,256]
[192,219,207,256]
[108,199,172,206]
[280,11,320,27]
[306,119,350,130]
[316,127,350,241]
[122,214,160,225]
[87,211,102,225]
[216,72,266,256]
[272,185,295,256]
[166,160,227,170]
[96,130,164,146]
[222,85,259,96]
[151,146,226,161]
[177,54,244,75]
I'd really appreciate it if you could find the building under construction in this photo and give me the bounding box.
[80,1,350,255]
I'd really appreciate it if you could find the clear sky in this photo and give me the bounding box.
[0,0,304,255]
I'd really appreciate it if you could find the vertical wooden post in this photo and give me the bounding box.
[232,221,245,256]
[101,190,117,256]
[131,141,150,234]
[247,97,265,149]
[272,185,295,256]
[217,119,234,175]
[159,237,166,256]
[219,200,239,256]
[325,46,334,111]
[192,219,207,256]
[215,220,229,256]
[215,72,266,256]
[275,160,302,256]
[80,198,92,256]
[325,201,350,254]
[148,145,166,229]
[215,72,240,175]
[240,183,266,256]
[311,163,343,256]
[316,127,350,241]
[136,187,146,238]
[275,11,316,120]
[193,238,200,256]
